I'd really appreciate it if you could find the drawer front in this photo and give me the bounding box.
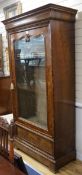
[17,126,54,155]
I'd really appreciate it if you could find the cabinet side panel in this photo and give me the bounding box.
[51,20,75,160]
[0,77,12,115]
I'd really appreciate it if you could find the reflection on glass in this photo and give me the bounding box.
[14,34,47,129]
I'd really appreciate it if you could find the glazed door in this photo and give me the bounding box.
[11,26,53,133]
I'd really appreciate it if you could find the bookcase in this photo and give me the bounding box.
[3,4,77,172]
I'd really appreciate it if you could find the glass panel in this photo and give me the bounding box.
[14,33,47,129]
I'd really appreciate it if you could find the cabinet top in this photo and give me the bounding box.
[3,3,77,32]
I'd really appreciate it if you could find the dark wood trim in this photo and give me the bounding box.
[2,3,77,32]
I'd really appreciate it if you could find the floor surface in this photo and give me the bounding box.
[15,149,82,175]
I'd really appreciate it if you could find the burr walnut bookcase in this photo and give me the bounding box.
[3,4,77,172]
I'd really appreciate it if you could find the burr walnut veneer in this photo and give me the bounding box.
[3,4,77,172]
